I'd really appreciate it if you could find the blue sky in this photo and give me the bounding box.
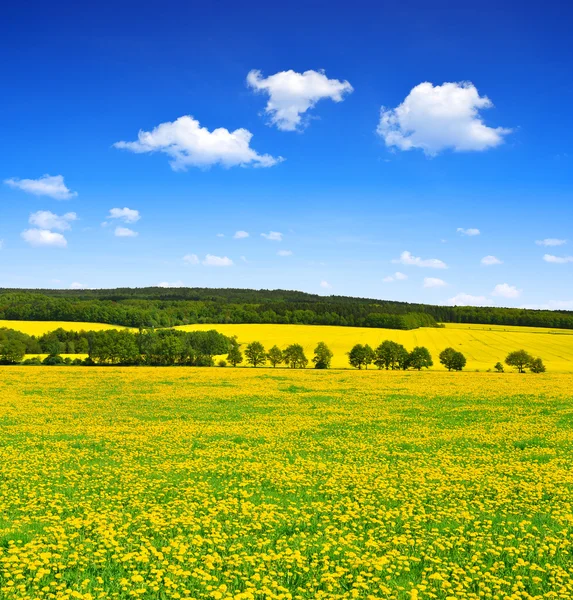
[1,0,572,308]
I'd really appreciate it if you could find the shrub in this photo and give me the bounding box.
[530,357,546,373]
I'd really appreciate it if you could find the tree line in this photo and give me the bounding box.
[2,287,573,330]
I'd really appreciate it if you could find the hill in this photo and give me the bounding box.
[1,287,573,330]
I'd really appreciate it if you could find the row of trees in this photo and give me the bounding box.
[228,341,333,369]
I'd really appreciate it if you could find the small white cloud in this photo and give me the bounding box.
[383,271,408,283]
[70,282,86,290]
[21,228,67,248]
[4,174,77,200]
[424,277,447,288]
[393,250,447,269]
[261,231,283,241]
[377,81,511,155]
[29,211,77,231]
[115,227,138,238]
[203,254,233,267]
[543,254,573,264]
[320,280,332,289]
[233,230,249,239]
[481,255,503,266]
[107,207,141,223]
[457,227,480,236]
[277,250,293,256]
[183,253,200,265]
[240,255,248,262]
[247,69,353,131]
[114,115,282,170]
[544,253,573,264]
[536,238,566,247]
[157,281,184,288]
[492,283,521,298]
[448,293,490,306]
[216,233,225,238]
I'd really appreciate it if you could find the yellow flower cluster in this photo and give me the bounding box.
[1,367,573,600]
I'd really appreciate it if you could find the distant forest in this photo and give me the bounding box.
[1,287,572,330]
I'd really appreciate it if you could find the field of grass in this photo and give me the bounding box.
[175,323,573,372]
[1,368,572,599]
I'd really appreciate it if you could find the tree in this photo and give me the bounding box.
[313,342,333,369]
[0,339,26,364]
[283,344,308,368]
[409,346,433,370]
[227,342,243,367]
[374,340,401,370]
[348,344,367,369]
[395,345,410,370]
[439,347,466,371]
[530,357,546,373]
[267,345,284,368]
[494,362,504,373]
[245,341,266,367]
[505,350,533,373]
[363,344,375,369]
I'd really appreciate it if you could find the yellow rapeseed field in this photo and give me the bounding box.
[175,323,573,372]
[1,367,573,600]
[0,321,126,336]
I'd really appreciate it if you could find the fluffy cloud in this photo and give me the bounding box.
[543,254,573,264]
[233,230,249,239]
[377,82,511,155]
[4,174,77,200]
[320,280,332,289]
[21,229,67,248]
[457,227,480,236]
[393,250,447,269]
[492,283,521,298]
[203,254,233,267]
[383,272,408,283]
[157,281,184,288]
[247,69,353,131]
[183,253,200,265]
[107,207,141,223]
[115,227,138,238]
[423,277,447,288]
[29,211,77,231]
[481,255,503,266]
[114,115,281,170]
[70,282,86,290]
[448,293,489,306]
[261,231,283,241]
[536,238,566,247]
[277,250,293,256]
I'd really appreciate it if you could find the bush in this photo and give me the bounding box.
[218,360,227,367]
[530,357,546,373]
[42,354,65,365]
[21,357,42,366]
[494,362,504,373]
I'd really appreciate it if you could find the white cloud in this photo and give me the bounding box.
[115,227,138,238]
[457,227,480,236]
[203,254,233,267]
[246,69,353,131]
[481,255,503,266]
[521,300,573,311]
[261,231,283,241]
[157,281,184,288]
[320,280,332,289]
[383,271,408,283]
[70,282,86,290]
[393,250,447,269]
[492,283,521,299]
[107,207,141,223]
[543,254,573,264]
[183,253,200,265]
[536,238,566,247]
[114,115,282,170]
[277,250,293,256]
[448,293,490,307]
[21,228,67,248]
[4,174,77,200]
[216,233,225,238]
[29,211,77,231]
[424,277,447,288]
[377,81,511,155]
[233,230,249,239]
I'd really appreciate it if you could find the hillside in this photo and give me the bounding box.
[1,287,573,330]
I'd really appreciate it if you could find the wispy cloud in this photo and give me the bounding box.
[393,250,447,269]
[457,227,480,236]
[5,174,77,200]
[536,238,566,247]
[543,254,573,264]
[261,231,283,241]
[481,255,503,266]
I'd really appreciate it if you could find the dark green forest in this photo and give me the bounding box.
[1,287,572,330]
